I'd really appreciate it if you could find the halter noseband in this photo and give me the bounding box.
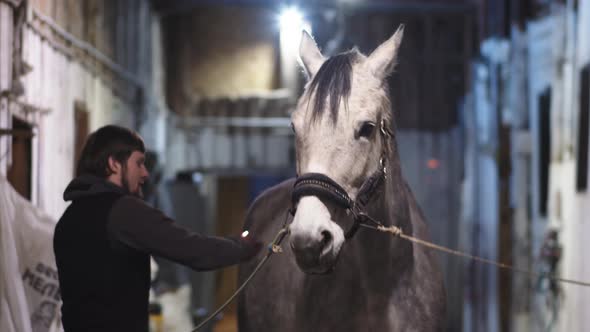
[291,120,391,239]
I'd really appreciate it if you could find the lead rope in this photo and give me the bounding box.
[358,223,590,288]
[191,210,292,331]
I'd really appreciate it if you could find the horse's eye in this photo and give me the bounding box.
[358,122,376,138]
[290,122,296,134]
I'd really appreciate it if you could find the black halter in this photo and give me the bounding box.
[291,120,391,239]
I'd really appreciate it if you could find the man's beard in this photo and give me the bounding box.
[121,166,143,198]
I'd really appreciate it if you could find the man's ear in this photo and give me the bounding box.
[107,156,122,175]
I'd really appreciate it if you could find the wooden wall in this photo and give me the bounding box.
[164,5,279,115]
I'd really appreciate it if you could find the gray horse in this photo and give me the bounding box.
[238,26,446,331]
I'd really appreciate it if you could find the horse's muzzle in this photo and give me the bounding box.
[290,230,338,274]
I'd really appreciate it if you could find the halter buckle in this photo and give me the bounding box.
[380,119,389,137]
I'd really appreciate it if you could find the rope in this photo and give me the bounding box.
[360,224,590,288]
[191,221,290,331]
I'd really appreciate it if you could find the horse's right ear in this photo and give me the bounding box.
[299,31,325,79]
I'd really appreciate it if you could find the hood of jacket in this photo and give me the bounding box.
[63,174,127,201]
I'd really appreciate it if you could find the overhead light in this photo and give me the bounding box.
[280,7,303,32]
[278,6,311,94]
[279,6,311,35]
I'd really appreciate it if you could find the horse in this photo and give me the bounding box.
[237,25,446,331]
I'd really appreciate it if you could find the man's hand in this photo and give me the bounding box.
[238,231,263,260]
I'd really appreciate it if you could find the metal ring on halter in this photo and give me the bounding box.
[380,119,388,136]
[379,157,387,178]
[380,118,393,138]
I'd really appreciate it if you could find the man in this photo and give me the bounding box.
[53,125,261,332]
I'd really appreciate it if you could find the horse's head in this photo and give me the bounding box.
[289,25,404,274]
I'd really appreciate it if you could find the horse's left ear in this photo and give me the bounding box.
[367,24,404,79]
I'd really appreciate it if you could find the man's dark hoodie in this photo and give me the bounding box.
[53,175,260,332]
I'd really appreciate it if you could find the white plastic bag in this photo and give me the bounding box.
[0,176,61,332]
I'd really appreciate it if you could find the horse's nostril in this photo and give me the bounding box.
[320,230,333,247]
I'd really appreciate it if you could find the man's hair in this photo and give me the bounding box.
[76,125,145,177]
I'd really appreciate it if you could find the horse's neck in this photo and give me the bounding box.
[384,167,413,234]
[382,167,413,255]
[354,160,414,289]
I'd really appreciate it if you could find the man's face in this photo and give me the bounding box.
[122,151,149,197]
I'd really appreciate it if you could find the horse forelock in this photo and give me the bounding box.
[305,50,361,124]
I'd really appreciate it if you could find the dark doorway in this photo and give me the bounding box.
[538,87,551,216]
[74,101,90,176]
[576,65,589,192]
[7,117,33,200]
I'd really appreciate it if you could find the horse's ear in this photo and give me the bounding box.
[299,30,325,78]
[367,24,404,79]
